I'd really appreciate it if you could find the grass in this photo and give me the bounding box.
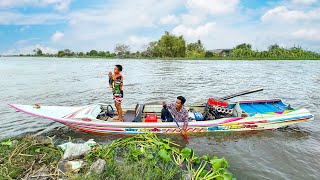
[0,135,62,179]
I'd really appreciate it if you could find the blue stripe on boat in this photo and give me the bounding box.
[240,100,291,115]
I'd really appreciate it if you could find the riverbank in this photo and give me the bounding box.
[0,134,235,180]
[5,55,320,60]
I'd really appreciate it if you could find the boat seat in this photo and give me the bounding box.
[123,110,136,122]
[133,104,144,122]
[122,104,144,122]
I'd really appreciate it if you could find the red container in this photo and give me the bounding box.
[207,98,228,107]
[145,115,158,122]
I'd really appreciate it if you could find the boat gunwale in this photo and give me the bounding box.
[8,103,314,128]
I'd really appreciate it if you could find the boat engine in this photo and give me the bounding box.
[203,98,233,120]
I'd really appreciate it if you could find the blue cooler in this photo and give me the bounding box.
[194,112,204,121]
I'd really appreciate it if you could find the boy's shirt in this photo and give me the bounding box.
[109,73,123,96]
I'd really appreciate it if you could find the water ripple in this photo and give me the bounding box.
[1,57,319,179]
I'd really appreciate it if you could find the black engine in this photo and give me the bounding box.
[203,99,234,120]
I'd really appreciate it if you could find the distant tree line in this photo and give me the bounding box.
[25,31,320,59]
[30,48,117,58]
[229,43,320,59]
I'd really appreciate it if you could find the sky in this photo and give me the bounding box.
[0,0,319,55]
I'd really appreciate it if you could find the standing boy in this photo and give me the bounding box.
[108,65,123,121]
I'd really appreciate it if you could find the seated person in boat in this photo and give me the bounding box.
[162,96,188,132]
[108,65,124,121]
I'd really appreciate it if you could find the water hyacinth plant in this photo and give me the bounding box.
[85,133,235,180]
[0,134,235,180]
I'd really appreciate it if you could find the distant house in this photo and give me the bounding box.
[209,49,232,57]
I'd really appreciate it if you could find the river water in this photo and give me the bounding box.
[0,57,319,179]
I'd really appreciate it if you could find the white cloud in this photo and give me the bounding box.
[291,29,320,40]
[14,38,40,46]
[4,44,58,55]
[0,11,64,25]
[51,31,64,43]
[256,1,320,51]
[0,0,71,11]
[127,36,151,46]
[19,25,30,31]
[15,40,30,46]
[53,0,71,11]
[58,0,184,51]
[172,22,216,40]
[186,0,240,15]
[159,15,179,25]
[180,14,205,26]
[2,0,320,54]
[0,0,20,7]
[68,0,180,31]
[291,0,318,5]
[261,6,320,23]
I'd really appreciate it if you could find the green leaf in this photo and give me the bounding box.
[146,154,154,160]
[35,148,41,153]
[162,143,171,150]
[223,158,230,167]
[193,157,201,165]
[158,149,171,163]
[155,141,164,146]
[215,176,224,180]
[181,148,192,159]
[140,146,145,154]
[172,147,180,153]
[131,149,140,158]
[220,174,233,180]
[160,138,170,144]
[0,139,12,147]
[200,170,208,177]
[202,155,210,161]
[210,158,225,170]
